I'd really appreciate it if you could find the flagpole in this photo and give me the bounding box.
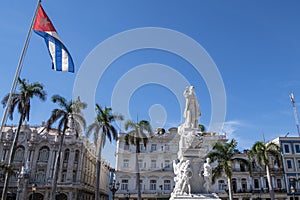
[0,0,41,140]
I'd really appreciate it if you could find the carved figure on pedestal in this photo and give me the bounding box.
[202,158,212,193]
[180,160,192,195]
[173,160,183,195]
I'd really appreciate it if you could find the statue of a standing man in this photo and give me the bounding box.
[183,86,201,129]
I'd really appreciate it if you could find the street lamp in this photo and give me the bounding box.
[291,185,295,200]
[31,183,37,200]
[109,179,120,200]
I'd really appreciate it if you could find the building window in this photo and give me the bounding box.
[287,159,293,169]
[35,168,46,183]
[14,147,24,162]
[74,150,80,164]
[150,180,157,190]
[164,160,170,168]
[61,170,67,182]
[218,180,225,190]
[284,144,290,153]
[139,143,145,151]
[73,170,77,182]
[297,160,300,169]
[164,180,171,190]
[254,179,259,189]
[241,178,247,191]
[151,144,157,152]
[296,144,300,153]
[165,144,170,151]
[123,159,129,168]
[124,144,129,150]
[2,149,7,161]
[240,163,246,172]
[277,179,282,189]
[121,179,128,190]
[38,147,49,163]
[232,178,237,193]
[151,160,156,168]
[63,149,70,163]
[138,160,143,169]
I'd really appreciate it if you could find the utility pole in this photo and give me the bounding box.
[290,92,300,136]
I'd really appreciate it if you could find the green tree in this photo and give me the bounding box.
[47,95,86,200]
[86,104,123,200]
[207,139,249,200]
[124,120,152,200]
[249,141,281,200]
[1,78,46,200]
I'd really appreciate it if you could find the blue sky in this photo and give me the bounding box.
[1,1,300,166]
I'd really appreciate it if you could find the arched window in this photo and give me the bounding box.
[254,179,259,189]
[14,146,25,162]
[74,150,80,164]
[29,193,44,200]
[241,178,247,191]
[164,180,171,190]
[37,146,50,162]
[218,180,225,190]
[63,149,70,163]
[56,193,68,200]
[232,178,237,193]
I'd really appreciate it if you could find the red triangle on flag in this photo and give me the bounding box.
[33,5,56,32]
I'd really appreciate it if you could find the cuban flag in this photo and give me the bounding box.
[33,5,74,72]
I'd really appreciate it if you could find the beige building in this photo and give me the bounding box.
[0,123,111,200]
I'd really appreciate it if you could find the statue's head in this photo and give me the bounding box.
[189,86,195,93]
[206,157,210,163]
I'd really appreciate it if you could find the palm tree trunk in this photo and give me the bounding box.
[266,165,275,200]
[95,134,104,200]
[136,143,142,200]
[227,177,233,200]
[1,114,24,200]
[50,129,66,200]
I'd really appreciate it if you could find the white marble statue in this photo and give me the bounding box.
[202,158,212,193]
[183,86,201,129]
[173,160,183,195]
[180,160,192,195]
[178,86,201,149]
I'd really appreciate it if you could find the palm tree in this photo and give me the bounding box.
[124,120,152,200]
[207,139,249,200]
[86,104,123,200]
[249,141,281,200]
[47,95,86,200]
[1,78,46,200]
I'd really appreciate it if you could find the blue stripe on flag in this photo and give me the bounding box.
[34,31,74,72]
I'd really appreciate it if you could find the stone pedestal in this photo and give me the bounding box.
[170,127,224,200]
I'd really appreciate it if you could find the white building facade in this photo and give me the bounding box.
[273,136,300,200]
[115,128,180,200]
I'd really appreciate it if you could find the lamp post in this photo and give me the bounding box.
[291,185,295,200]
[109,179,120,200]
[31,183,37,200]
